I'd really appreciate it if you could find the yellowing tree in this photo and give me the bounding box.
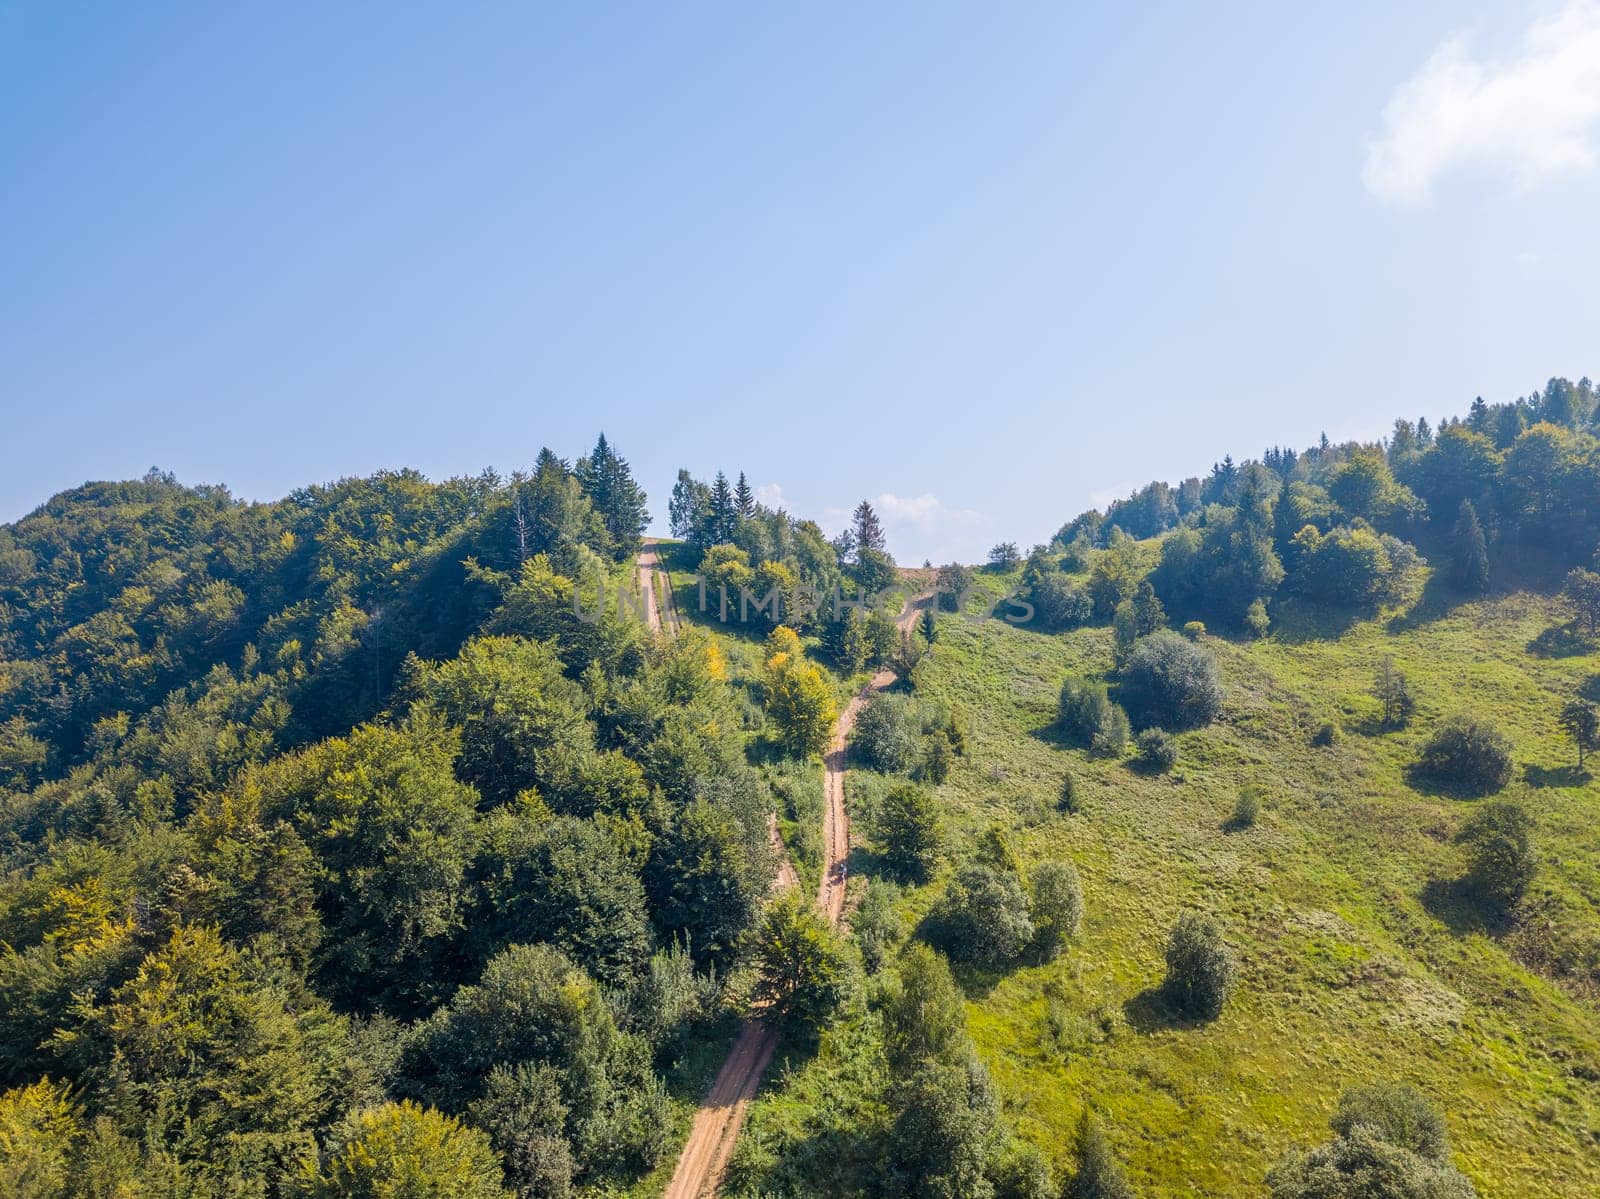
[304,1101,509,1199]
[763,629,836,758]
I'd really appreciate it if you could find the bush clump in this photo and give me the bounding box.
[1415,715,1513,794]
[853,693,923,773]
[877,782,942,883]
[1059,771,1080,813]
[1028,861,1083,958]
[1231,787,1261,828]
[1117,630,1223,730]
[1161,911,1236,1020]
[927,866,1035,965]
[1268,1082,1476,1199]
[1059,678,1131,756]
[1134,728,1178,773]
[1456,799,1534,912]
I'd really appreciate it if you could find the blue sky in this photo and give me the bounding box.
[3,1,1598,562]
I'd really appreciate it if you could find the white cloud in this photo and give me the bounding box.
[1364,2,1600,205]
[820,492,994,564]
[752,482,788,510]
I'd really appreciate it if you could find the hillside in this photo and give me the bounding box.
[2,383,1600,1198]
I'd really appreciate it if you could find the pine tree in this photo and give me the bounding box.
[575,433,649,559]
[1272,476,1302,565]
[852,500,886,561]
[734,472,755,520]
[1450,499,1490,594]
[707,472,736,545]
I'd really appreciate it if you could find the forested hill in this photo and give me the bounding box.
[2,378,1600,1198]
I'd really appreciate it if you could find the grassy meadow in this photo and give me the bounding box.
[689,559,1600,1197]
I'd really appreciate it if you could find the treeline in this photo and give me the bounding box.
[0,436,791,1196]
[669,470,919,674]
[1038,377,1600,632]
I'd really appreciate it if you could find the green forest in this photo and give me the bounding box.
[4,381,1600,1198]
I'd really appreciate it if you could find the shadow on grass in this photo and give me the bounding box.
[1525,763,1593,788]
[1582,674,1600,703]
[1527,622,1594,659]
[1122,985,1213,1034]
[1401,763,1512,801]
[1384,570,1460,635]
[1268,598,1366,645]
[1419,877,1513,939]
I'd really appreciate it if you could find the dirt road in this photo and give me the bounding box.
[662,583,930,1197]
[637,538,679,635]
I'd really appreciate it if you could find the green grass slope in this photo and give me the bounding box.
[729,567,1600,1197]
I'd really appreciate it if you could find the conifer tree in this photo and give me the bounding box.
[852,500,886,560]
[707,472,736,545]
[734,471,756,520]
[1450,499,1490,594]
[575,433,649,559]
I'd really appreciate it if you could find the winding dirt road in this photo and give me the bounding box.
[661,572,930,1198]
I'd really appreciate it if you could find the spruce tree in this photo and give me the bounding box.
[576,433,649,559]
[734,471,755,520]
[1450,499,1489,594]
[707,472,736,545]
[852,500,886,560]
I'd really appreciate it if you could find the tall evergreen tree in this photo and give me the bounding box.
[575,433,649,559]
[707,472,736,545]
[734,472,756,520]
[1450,499,1490,594]
[852,500,886,561]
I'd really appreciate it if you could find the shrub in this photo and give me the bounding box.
[1135,728,1178,773]
[1330,1083,1450,1160]
[922,731,955,783]
[1091,704,1130,757]
[1312,721,1338,747]
[1456,800,1534,911]
[853,693,922,773]
[1415,716,1513,794]
[1030,572,1093,631]
[1268,1083,1475,1199]
[878,783,942,883]
[992,1139,1058,1199]
[1182,620,1206,641]
[1244,597,1270,639]
[1117,630,1223,730]
[1161,911,1236,1020]
[1059,771,1080,813]
[1231,787,1261,828]
[853,880,903,973]
[927,866,1035,965]
[1029,861,1084,958]
[1068,1110,1135,1199]
[935,563,975,612]
[1059,678,1131,755]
